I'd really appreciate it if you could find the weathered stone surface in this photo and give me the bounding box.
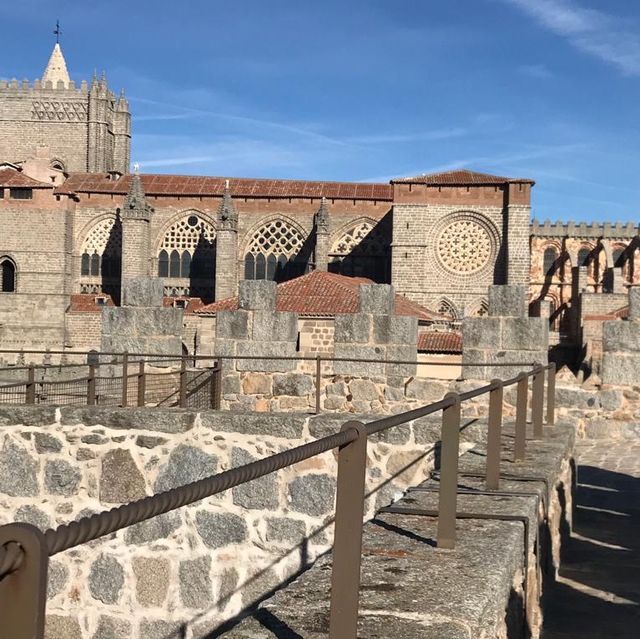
[334,313,371,343]
[324,395,347,410]
[222,374,241,394]
[125,512,181,545]
[598,388,623,411]
[100,448,146,503]
[139,620,184,639]
[236,341,297,372]
[488,284,526,317]
[154,444,217,492]
[0,405,57,426]
[0,439,38,496]
[44,459,80,496]
[350,379,379,402]
[135,435,168,449]
[462,317,502,349]
[34,432,63,453]
[501,317,548,351]
[232,448,279,510]
[242,373,272,395]
[15,504,51,530]
[372,423,411,445]
[217,310,250,339]
[47,560,68,599]
[121,276,164,307]
[89,554,124,604]
[239,280,276,311]
[325,381,348,396]
[252,311,298,342]
[219,567,240,607]
[385,385,405,402]
[44,615,82,639]
[81,433,107,445]
[288,474,335,516]
[92,615,131,639]
[359,284,395,314]
[602,352,640,386]
[195,511,248,548]
[273,373,313,396]
[373,315,418,345]
[405,378,448,402]
[333,344,385,376]
[60,407,195,433]
[602,320,640,352]
[555,386,600,409]
[629,287,640,321]
[133,557,170,607]
[265,517,307,545]
[200,412,306,438]
[77,447,96,461]
[180,556,213,608]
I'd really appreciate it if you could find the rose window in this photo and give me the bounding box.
[437,220,492,275]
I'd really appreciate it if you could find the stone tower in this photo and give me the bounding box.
[215,180,238,300]
[120,173,153,302]
[0,42,131,173]
[314,196,330,271]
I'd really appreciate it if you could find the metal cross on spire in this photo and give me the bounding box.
[53,20,61,44]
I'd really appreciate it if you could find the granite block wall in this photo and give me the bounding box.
[602,288,640,385]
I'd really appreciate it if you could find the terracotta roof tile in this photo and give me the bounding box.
[418,331,462,353]
[0,168,52,188]
[55,173,393,201]
[196,271,447,321]
[392,169,534,186]
[69,294,203,314]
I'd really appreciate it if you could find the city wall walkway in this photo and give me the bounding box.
[541,440,640,638]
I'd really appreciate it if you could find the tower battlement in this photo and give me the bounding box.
[530,219,639,238]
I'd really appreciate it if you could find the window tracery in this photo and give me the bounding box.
[79,217,121,294]
[244,220,308,282]
[0,257,16,293]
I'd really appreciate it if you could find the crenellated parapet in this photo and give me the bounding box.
[531,219,640,239]
[0,78,89,94]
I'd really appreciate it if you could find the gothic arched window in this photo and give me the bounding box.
[0,257,16,293]
[328,217,391,283]
[79,217,122,297]
[244,220,308,282]
[158,214,216,300]
[577,248,590,268]
[436,298,458,319]
[543,247,557,276]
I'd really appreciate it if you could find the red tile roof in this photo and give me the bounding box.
[55,173,393,201]
[69,294,203,314]
[0,168,52,188]
[418,331,462,353]
[196,271,448,321]
[392,169,534,186]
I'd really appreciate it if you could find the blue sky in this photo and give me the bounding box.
[2,0,640,221]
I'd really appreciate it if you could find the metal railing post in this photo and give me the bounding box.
[514,373,528,462]
[315,355,322,415]
[0,523,49,639]
[25,365,36,405]
[329,421,368,639]
[137,361,146,407]
[121,352,129,408]
[546,363,556,426]
[87,364,96,406]
[437,393,461,549]
[486,380,504,490]
[531,366,545,439]
[179,358,187,408]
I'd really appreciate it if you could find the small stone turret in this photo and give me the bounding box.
[215,180,239,300]
[120,173,154,303]
[314,197,330,271]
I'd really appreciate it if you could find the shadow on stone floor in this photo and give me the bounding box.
[541,464,640,638]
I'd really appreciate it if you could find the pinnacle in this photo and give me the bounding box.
[42,43,70,86]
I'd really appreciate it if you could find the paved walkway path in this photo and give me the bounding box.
[541,440,640,638]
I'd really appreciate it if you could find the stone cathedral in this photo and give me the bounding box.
[1,43,638,368]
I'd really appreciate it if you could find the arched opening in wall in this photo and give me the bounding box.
[543,247,557,277]
[328,213,392,283]
[468,299,489,317]
[158,214,216,302]
[79,216,122,301]
[0,257,16,293]
[244,219,310,283]
[50,159,65,172]
[577,247,590,269]
[436,298,459,320]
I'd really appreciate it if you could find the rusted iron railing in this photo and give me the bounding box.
[0,361,556,638]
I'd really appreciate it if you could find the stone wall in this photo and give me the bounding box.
[601,288,640,385]
[0,404,484,639]
[463,285,548,379]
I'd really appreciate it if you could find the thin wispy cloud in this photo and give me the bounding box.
[499,0,640,75]
[346,127,467,145]
[519,63,554,79]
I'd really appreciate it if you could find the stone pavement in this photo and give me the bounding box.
[541,440,640,638]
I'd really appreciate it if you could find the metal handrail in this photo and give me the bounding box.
[0,362,557,638]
